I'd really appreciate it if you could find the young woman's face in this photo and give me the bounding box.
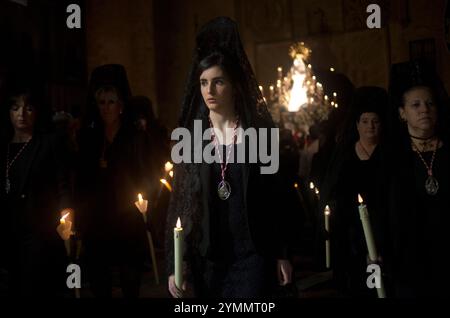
[200,65,234,113]
[356,112,381,140]
[96,90,123,126]
[400,86,437,134]
[9,95,36,132]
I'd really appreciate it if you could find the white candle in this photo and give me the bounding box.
[358,194,386,298]
[174,217,183,289]
[324,205,331,269]
[134,194,159,284]
[358,194,377,261]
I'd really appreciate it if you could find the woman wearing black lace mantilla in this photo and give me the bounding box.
[165,17,296,298]
[378,59,450,297]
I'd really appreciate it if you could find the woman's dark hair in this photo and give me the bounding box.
[340,86,388,149]
[1,79,50,141]
[388,59,450,142]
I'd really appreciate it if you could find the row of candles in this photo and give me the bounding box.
[57,164,385,296]
[58,161,177,288]
[308,182,386,298]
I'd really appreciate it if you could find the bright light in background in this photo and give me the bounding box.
[287,57,309,112]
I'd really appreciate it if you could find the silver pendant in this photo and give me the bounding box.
[5,178,10,194]
[218,180,231,200]
[425,175,439,195]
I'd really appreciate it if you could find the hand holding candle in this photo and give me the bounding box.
[174,217,184,289]
[57,210,73,241]
[57,210,73,258]
[135,193,149,220]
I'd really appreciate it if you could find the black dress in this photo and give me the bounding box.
[193,144,270,298]
[166,127,297,299]
[76,125,151,298]
[333,145,381,297]
[0,134,71,297]
[384,142,450,297]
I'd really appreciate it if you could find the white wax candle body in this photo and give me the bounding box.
[358,202,386,298]
[174,228,183,289]
[358,203,378,261]
[324,207,331,269]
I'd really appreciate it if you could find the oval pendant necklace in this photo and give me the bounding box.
[209,116,239,200]
[411,139,439,196]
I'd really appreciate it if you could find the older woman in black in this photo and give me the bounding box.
[380,60,450,297]
[166,17,296,299]
[76,64,154,298]
[0,83,72,297]
[321,87,388,297]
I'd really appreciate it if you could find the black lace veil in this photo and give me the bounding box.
[178,16,274,130]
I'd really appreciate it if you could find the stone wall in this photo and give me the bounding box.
[84,0,450,128]
[86,0,157,113]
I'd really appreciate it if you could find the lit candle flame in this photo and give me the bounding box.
[270,86,274,91]
[330,67,335,72]
[308,64,312,69]
[333,92,337,97]
[324,205,331,215]
[138,193,143,204]
[294,183,298,189]
[160,179,173,192]
[169,171,174,178]
[324,95,328,100]
[176,217,182,229]
[358,194,364,204]
[60,212,70,224]
[277,67,282,72]
[165,161,173,173]
[315,188,319,195]
[309,182,315,190]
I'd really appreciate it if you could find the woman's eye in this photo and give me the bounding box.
[215,80,224,85]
